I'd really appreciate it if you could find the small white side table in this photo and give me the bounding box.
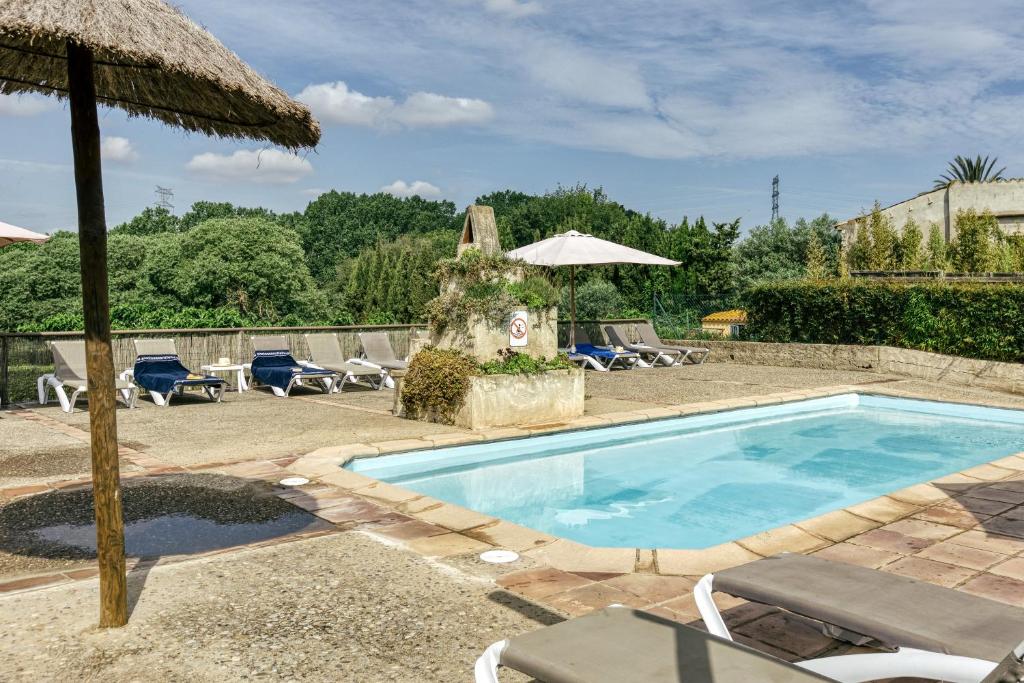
[201,364,248,392]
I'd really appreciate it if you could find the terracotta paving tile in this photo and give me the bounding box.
[569,571,624,582]
[879,519,962,541]
[545,582,647,616]
[369,519,448,542]
[881,556,975,588]
[736,525,828,556]
[1000,506,1024,521]
[397,496,444,515]
[845,496,920,523]
[733,634,801,663]
[989,557,1024,581]
[888,484,955,507]
[660,591,745,621]
[462,520,557,552]
[812,542,901,569]
[946,529,1024,555]
[656,543,761,577]
[912,505,990,529]
[0,574,69,593]
[916,540,1009,571]
[351,481,421,505]
[959,464,1016,482]
[311,497,404,525]
[983,516,1024,540]
[63,567,100,580]
[317,469,379,491]
[719,602,779,629]
[942,496,1016,516]
[848,528,937,554]
[0,484,51,499]
[405,532,491,557]
[601,574,694,605]
[410,502,495,532]
[966,486,1024,505]
[282,488,354,512]
[497,567,593,600]
[523,539,637,574]
[796,510,879,542]
[960,573,1024,607]
[990,479,1024,493]
[734,612,834,658]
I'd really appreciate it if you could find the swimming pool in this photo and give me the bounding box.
[349,394,1024,549]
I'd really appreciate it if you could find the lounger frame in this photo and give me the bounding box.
[38,373,138,413]
[692,574,999,683]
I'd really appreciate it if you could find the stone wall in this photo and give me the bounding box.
[453,368,585,429]
[673,339,1024,395]
[433,308,558,363]
[836,179,1024,244]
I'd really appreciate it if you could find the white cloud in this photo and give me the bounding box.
[379,180,442,198]
[391,92,494,127]
[101,136,138,163]
[293,81,394,126]
[297,81,493,129]
[0,93,56,117]
[521,45,651,109]
[481,0,542,18]
[185,149,313,184]
[300,187,327,197]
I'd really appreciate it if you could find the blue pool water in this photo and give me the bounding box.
[349,395,1024,549]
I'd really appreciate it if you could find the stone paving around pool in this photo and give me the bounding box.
[5,365,1024,669]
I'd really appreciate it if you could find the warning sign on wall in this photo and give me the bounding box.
[509,310,528,347]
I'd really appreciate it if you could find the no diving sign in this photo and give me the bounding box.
[509,310,528,347]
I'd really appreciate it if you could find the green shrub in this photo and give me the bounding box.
[563,278,622,319]
[400,347,479,424]
[745,280,1024,362]
[479,348,574,375]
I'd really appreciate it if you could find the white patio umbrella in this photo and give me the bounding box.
[507,229,679,350]
[0,220,49,247]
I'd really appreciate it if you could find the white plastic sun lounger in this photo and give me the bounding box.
[38,340,138,413]
[636,321,710,364]
[475,605,1015,683]
[129,338,225,407]
[604,323,680,366]
[693,553,1024,681]
[249,335,339,397]
[303,333,386,391]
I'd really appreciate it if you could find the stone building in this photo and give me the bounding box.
[836,179,1024,245]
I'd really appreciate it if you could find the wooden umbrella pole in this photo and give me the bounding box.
[67,41,128,628]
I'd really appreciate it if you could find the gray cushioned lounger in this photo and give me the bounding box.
[498,607,833,682]
[712,553,1024,663]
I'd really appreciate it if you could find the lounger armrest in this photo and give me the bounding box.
[799,648,996,683]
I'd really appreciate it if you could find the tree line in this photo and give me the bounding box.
[1,185,842,332]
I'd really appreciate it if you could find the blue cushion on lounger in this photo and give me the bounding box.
[574,343,620,360]
[133,354,224,395]
[250,350,331,391]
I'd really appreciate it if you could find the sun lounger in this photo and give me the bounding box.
[38,340,138,413]
[130,339,225,407]
[604,323,680,366]
[694,553,1024,669]
[356,332,409,372]
[475,605,1008,683]
[636,321,710,364]
[249,335,338,397]
[571,326,639,371]
[304,333,386,391]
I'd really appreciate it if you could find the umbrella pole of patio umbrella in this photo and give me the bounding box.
[569,264,577,351]
[67,41,128,628]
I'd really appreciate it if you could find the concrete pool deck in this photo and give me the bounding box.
[5,363,1024,678]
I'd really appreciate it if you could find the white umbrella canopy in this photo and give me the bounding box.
[507,230,680,350]
[507,229,679,267]
[0,220,49,247]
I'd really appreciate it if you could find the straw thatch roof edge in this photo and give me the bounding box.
[0,1,320,150]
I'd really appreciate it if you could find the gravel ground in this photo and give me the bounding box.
[0,531,550,682]
[30,387,455,467]
[0,474,322,579]
[583,363,888,409]
[0,414,98,488]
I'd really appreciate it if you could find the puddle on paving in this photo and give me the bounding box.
[34,511,330,557]
[0,473,334,562]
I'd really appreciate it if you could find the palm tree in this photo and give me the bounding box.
[934,155,1006,189]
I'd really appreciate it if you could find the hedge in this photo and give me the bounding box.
[744,280,1024,362]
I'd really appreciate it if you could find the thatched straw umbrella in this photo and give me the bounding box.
[0,1,320,627]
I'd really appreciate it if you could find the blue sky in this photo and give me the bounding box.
[2,0,1023,233]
